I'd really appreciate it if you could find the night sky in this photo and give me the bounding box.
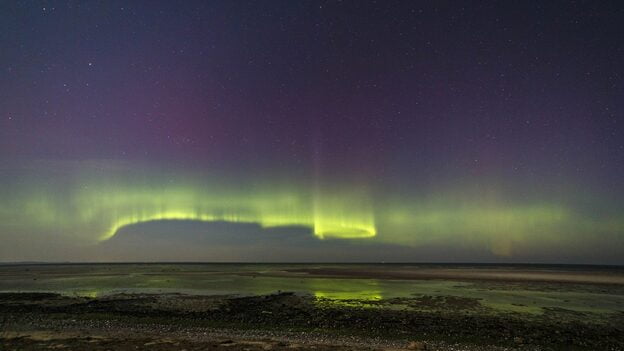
[1,1,623,263]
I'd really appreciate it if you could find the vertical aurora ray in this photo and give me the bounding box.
[312,185,376,239]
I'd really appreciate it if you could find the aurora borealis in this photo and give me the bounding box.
[1,1,623,263]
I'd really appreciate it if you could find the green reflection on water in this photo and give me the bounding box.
[1,264,623,319]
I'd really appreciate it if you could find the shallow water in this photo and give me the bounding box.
[1,263,623,316]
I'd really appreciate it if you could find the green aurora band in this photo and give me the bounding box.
[1,164,623,259]
[90,183,378,241]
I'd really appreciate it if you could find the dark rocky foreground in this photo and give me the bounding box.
[0,292,623,350]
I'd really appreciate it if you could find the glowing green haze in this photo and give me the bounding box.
[0,163,622,262]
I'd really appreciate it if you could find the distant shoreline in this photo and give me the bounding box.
[1,261,623,269]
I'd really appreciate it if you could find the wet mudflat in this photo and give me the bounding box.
[0,263,623,350]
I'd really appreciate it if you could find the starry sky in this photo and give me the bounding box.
[1,1,623,263]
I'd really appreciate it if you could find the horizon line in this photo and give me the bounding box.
[0,261,622,267]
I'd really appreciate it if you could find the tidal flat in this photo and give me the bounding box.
[1,263,623,350]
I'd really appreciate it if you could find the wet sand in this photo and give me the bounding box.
[283,265,624,284]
